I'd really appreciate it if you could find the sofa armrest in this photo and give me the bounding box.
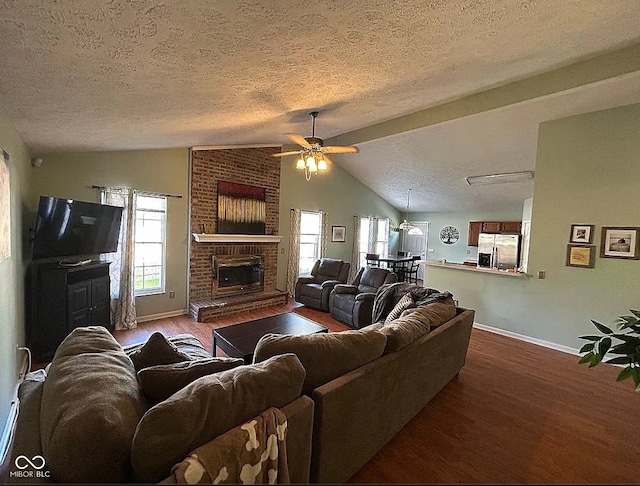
[333,284,358,295]
[280,395,314,484]
[354,292,375,302]
[321,279,341,290]
[297,276,316,284]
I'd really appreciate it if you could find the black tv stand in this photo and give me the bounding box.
[27,261,112,361]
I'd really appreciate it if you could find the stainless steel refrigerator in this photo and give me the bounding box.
[477,233,521,270]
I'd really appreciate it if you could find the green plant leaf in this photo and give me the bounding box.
[632,369,640,387]
[579,335,604,342]
[616,366,634,382]
[605,356,631,365]
[588,354,603,367]
[629,309,640,319]
[579,342,595,354]
[598,337,612,356]
[608,343,639,355]
[591,320,613,334]
[578,352,594,365]
[610,334,639,343]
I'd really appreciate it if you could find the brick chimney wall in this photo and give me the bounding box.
[190,147,281,301]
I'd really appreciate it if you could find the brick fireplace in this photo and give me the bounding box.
[189,147,287,322]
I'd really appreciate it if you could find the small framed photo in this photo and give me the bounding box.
[566,244,596,268]
[331,225,346,243]
[600,227,640,259]
[570,224,594,244]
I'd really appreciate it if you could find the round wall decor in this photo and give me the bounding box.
[439,225,460,244]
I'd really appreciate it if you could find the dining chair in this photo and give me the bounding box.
[404,255,421,284]
[365,253,380,267]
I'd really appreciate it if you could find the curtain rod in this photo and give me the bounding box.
[91,185,182,199]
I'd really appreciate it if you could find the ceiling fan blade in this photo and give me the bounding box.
[285,133,311,148]
[272,150,302,158]
[321,145,360,154]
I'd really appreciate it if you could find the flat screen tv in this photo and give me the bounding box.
[32,196,123,260]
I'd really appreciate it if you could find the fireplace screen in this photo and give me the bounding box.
[212,254,263,297]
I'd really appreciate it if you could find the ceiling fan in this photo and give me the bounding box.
[272,111,360,180]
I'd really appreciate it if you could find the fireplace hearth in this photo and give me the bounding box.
[212,254,264,297]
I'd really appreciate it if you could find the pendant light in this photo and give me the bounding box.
[399,189,414,231]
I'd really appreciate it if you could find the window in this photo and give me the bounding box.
[358,217,390,268]
[299,210,322,275]
[134,194,167,295]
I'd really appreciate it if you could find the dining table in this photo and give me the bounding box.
[374,255,414,281]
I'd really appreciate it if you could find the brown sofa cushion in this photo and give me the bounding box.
[128,332,192,371]
[253,328,387,395]
[137,357,244,403]
[381,298,457,354]
[40,326,147,484]
[131,353,306,483]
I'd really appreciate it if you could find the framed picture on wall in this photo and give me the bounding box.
[569,224,594,244]
[331,225,346,242]
[566,244,595,268]
[600,227,640,259]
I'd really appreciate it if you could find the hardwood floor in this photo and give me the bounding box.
[112,306,639,484]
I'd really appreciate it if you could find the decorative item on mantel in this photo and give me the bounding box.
[217,180,266,235]
[202,222,214,234]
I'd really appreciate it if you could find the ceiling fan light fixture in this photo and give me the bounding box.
[272,111,359,181]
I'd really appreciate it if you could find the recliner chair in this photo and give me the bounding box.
[294,258,351,312]
[329,266,398,328]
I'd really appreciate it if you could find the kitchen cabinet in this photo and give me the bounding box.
[468,221,522,246]
[468,221,482,246]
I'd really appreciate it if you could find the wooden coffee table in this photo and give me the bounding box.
[212,312,328,363]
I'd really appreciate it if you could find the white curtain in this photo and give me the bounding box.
[319,210,328,258]
[368,217,379,253]
[101,188,137,330]
[286,208,301,297]
[350,216,362,281]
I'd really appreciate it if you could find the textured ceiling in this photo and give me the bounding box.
[0,0,639,211]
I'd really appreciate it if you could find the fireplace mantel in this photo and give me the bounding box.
[192,233,283,243]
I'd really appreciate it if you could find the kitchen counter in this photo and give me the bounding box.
[418,260,527,278]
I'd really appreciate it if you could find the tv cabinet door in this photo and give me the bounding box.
[90,276,111,330]
[68,280,92,331]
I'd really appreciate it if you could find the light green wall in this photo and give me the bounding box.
[277,155,401,289]
[410,207,524,264]
[424,102,640,350]
[0,107,31,442]
[29,149,190,318]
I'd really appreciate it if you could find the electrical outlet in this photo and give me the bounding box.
[466,249,471,255]
[169,291,175,299]
[538,270,546,279]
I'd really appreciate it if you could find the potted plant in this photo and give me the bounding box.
[578,308,640,391]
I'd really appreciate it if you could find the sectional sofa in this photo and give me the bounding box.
[4,285,474,484]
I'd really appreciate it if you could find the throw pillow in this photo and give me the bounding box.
[384,293,415,324]
[128,332,191,372]
[252,329,387,395]
[131,353,305,483]
[40,326,147,484]
[137,357,245,403]
[380,298,457,354]
[401,298,457,329]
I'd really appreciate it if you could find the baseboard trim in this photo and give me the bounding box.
[137,309,188,323]
[0,353,28,471]
[473,321,580,356]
